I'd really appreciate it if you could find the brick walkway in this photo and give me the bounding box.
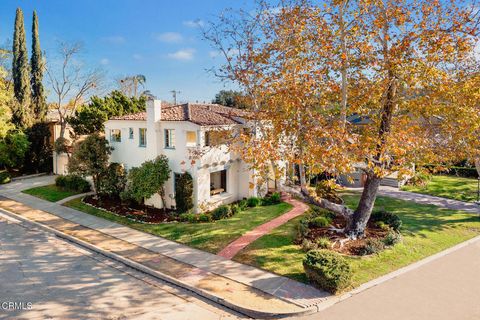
[218,197,309,259]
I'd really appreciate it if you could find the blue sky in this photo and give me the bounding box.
[0,0,255,103]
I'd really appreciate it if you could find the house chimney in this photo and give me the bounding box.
[146,99,161,160]
[146,99,162,123]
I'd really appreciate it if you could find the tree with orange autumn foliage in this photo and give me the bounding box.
[206,0,479,238]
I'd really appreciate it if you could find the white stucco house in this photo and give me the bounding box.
[104,100,274,212]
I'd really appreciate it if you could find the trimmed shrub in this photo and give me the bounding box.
[0,171,10,184]
[316,237,331,249]
[374,221,390,231]
[359,238,385,256]
[370,210,402,231]
[238,199,248,211]
[303,250,352,294]
[247,197,261,207]
[179,213,197,223]
[301,239,317,252]
[309,206,336,220]
[55,175,91,193]
[230,204,240,216]
[198,213,212,223]
[383,231,402,246]
[262,192,281,205]
[212,205,231,220]
[406,171,432,187]
[175,172,194,213]
[309,216,332,228]
[296,217,311,240]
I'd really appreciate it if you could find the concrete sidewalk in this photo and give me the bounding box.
[0,176,327,318]
[379,186,480,214]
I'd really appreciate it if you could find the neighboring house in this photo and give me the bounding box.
[105,100,275,212]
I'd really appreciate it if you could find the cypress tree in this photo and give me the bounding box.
[31,10,47,122]
[12,7,32,128]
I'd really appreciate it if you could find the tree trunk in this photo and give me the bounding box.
[344,174,382,239]
[59,118,66,139]
[299,163,307,188]
[159,187,167,213]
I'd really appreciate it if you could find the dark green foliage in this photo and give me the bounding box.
[303,250,352,294]
[315,180,343,204]
[24,123,52,173]
[370,210,402,231]
[67,133,112,192]
[230,204,240,216]
[262,192,281,205]
[212,205,231,220]
[447,167,479,178]
[0,171,11,184]
[55,175,90,193]
[358,238,385,256]
[383,231,402,246]
[67,91,146,135]
[53,137,69,154]
[30,11,47,122]
[198,213,212,222]
[175,172,194,213]
[309,206,337,220]
[238,199,248,210]
[309,216,332,228]
[12,8,32,129]
[98,163,127,198]
[212,90,247,109]
[0,131,30,169]
[247,197,261,207]
[123,155,171,211]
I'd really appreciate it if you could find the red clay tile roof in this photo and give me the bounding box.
[110,103,250,126]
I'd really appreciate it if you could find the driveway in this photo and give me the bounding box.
[300,237,480,320]
[0,215,241,320]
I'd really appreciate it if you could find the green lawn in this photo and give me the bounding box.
[402,175,479,202]
[64,198,292,254]
[234,194,480,288]
[22,184,84,202]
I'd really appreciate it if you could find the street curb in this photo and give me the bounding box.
[314,233,480,312]
[0,207,318,319]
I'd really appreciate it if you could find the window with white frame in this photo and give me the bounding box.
[110,129,121,142]
[139,128,147,147]
[186,131,197,147]
[165,129,175,148]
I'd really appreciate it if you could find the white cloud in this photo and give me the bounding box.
[156,32,183,43]
[209,50,220,58]
[133,53,143,61]
[168,48,195,61]
[100,58,110,65]
[475,40,480,61]
[102,36,126,44]
[183,20,204,28]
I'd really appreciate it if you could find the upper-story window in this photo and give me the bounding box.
[139,128,147,147]
[205,130,231,147]
[129,128,134,139]
[165,129,175,149]
[110,129,121,142]
[186,131,197,147]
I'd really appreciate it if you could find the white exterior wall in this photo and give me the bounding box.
[104,100,260,213]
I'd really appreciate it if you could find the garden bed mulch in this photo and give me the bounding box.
[83,195,176,223]
[305,216,389,256]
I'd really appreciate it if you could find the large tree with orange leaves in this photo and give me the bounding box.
[206,0,480,238]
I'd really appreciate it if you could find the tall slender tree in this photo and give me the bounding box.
[12,7,32,129]
[31,10,47,122]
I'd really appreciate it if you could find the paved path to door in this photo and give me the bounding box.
[378,186,480,214]
[218,198,309,259]
[300,236,480,320]
[0,176,327,316]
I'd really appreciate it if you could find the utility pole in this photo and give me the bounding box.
[170,90,181,105]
